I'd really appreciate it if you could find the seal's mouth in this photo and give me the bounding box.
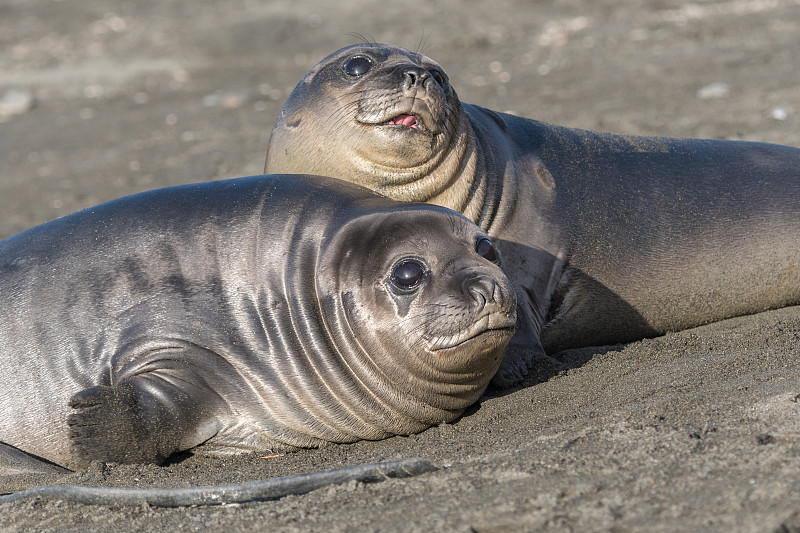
[355,98,439,135]
[377,112,432,135]
[387,114,419,129]
[427,311,517,353]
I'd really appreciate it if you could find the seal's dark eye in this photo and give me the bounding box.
[476,238,499,263]
[430,69,446,87]
[343,56,372,77]
[390,259,426,292]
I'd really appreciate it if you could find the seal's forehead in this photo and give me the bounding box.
[372,205,484,244]
[321,204,497,282]
[310,42,440,75]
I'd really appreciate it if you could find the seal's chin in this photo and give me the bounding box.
[427,311,517,353]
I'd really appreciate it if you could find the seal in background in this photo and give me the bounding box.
[267,43,800,385]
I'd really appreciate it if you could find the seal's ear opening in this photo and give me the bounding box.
[314,209,392,298]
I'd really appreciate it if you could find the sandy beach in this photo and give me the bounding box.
[2,1,800,531]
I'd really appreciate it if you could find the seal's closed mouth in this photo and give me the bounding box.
[427,312,517,353]
[427,325,516,356]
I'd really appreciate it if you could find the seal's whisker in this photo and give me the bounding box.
[347,32,376,45]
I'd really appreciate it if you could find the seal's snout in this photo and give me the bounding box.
[422,268,516,354]
[463,274,507,311]
[402,67,431,91]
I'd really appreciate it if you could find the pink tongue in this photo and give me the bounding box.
[390,114,418,128]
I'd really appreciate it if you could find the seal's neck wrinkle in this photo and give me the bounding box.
[309,289,464,438]
[465,115,505,233]
[361,100,486,223]
[427,112,482,221]
[216,192,405,449]
[230,211,471,447]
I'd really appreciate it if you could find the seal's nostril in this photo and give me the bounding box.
[403,69,430,90]
[464,276,498,309]
[469,286,487,307]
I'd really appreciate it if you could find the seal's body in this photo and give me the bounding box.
[266,43,800,385]
[0,174,515,473]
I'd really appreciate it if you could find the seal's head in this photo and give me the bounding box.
[318,203,515,424]
[266,43,474,208]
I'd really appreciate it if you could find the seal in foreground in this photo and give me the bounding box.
[0,174,515,474]
[266,43,800,385]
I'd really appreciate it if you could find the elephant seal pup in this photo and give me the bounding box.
[266,42,800,385]
[0,174,515,474]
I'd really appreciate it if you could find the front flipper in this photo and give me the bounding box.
[67,365,230,468]
[488,239,566,388]
[491,336,562,387]
[490,280,563,387]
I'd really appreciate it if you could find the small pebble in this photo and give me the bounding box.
[696,82,730,100]
[771,107,788,121]
[0,89,35,118]
[202,91,251,109]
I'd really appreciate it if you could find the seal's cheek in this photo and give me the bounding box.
[380,284,417,320]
